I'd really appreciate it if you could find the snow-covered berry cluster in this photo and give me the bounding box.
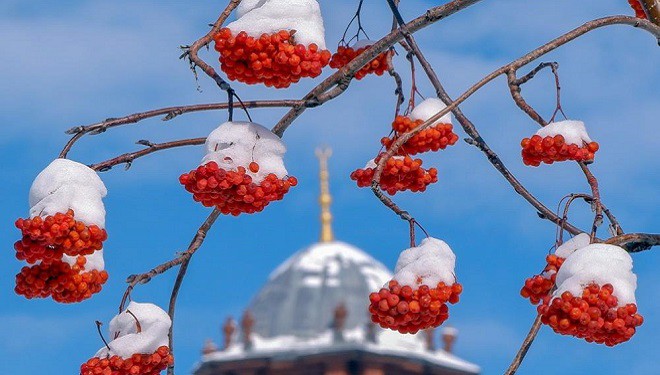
[350,155,437,195]
[329,41,391,80]
[14,159,109,303]
[521,120,599,166]
[352,98,454,194]
[369,238,461,334]
[179,122,297,215]
[215,0,330,88]
[628,0,648,19]
[81,302,174,375]
[536,242,643,345]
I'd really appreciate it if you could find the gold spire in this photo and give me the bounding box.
[315,147,334,243]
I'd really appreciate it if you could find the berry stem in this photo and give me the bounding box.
[126,309,142,334]
[95,321,112,352]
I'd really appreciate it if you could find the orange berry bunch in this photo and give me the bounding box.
[179,161,298,215]
[381,116,459,155]
[350,155,438,195]
[538,284,644,346]
[213,28,332,88]
[628,0,648,18]
[328,45,391,80]
[521,134,599,166]
[80,346,173,375]
[15,255,109,303]
[520,254,565,305]
[14,209,107,264]
[368,280,462,334]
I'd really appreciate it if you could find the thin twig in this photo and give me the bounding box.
[180,0,245,121]
[91,138,205,172]
[59,100,306,158]
[504,315,542,375]
[165,209,221,375]
[119,209,222,312]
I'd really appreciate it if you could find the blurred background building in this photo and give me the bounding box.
[193,149,479,375]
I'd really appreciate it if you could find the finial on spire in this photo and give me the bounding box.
[315,147,334,243]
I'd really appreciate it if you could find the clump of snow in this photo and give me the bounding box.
[62,250,105,272]
[410,98,452,126]
[95,301,171,359]
[554,233,591,258]
[393,237,457,287]
[554,244,637,305]
[28,159,107,228]
[202,121,288,183]
[227,0,327,48]
[535,120,593,146]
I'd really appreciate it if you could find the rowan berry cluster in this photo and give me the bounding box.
[14,209,107,264]
[538,284,644,346]
[350,155,438,195]
[80,346,173,375]
[214,28,331,88]
[15,255,109,303]
[628,0,648,19]
[520,254,565,305]
[368,280,462,334]
[329,45,391,79]
[521,134,599,166]
[179,161,298,215]
[381,116,459,155]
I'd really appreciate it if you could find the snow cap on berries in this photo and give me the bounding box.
[410,98,452,126]
[554,233,591,258]
[227,0,327,48]
[554,244,637,305]
[535,120,593,146]
[201,121,288,183]
[28,159,107,228]
[95,302,171,359]
[393,237,457,288]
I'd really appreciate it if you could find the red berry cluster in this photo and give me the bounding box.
[520,254,565,305]
[521,134,599,166]
[628,0,648,18]
[213,28,332,88]
[80,346,173,375]
[368,280,462,334]
[350,155,438,195]
[14,210,107,264]
[15,255,109,303]
[329,45,391,80]
[381,116,459,155]
[538,284,644,346]
[179,161,298,215]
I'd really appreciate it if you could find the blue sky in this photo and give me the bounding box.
[1,0,658,374]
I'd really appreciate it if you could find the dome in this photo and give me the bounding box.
[248,241,392,339]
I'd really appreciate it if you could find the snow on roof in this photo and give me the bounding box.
[269,241,392,291]
[199,326,480,374]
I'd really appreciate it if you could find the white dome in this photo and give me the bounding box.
[248,241,392,338]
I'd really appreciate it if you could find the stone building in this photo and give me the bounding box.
[193,149,479,375]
